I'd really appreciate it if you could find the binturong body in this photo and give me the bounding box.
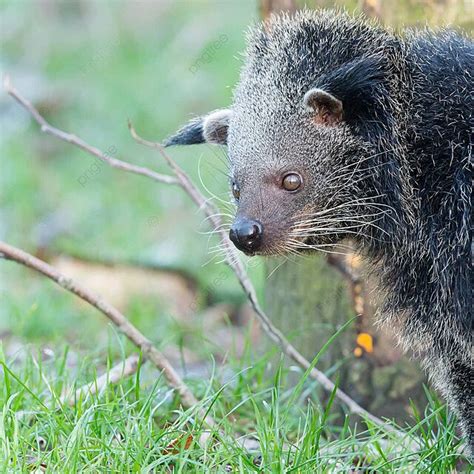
[166,10,473,452]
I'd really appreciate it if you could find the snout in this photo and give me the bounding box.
[229,218,263,254]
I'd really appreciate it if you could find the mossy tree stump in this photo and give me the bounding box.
[264,255,428,424]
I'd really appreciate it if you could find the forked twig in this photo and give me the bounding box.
[3,76,178,186]
[4,76,405,436]
[0,241,215,430]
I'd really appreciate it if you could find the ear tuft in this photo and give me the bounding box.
[164,118,204,147]
[164,109,232,147]
[304,88,343,126]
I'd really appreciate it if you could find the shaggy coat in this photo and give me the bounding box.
[166,10,473,452]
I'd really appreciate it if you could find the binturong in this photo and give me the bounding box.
[165,10,473,453]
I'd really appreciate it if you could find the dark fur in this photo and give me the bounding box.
[166,11,473,453]
[164,117,204,147]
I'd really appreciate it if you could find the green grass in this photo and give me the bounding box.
[0,338,469,472]
[1,1,473,472]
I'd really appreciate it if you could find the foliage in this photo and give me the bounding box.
[0,339,467,472]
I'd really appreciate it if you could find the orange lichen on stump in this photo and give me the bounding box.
[354,332,374,357]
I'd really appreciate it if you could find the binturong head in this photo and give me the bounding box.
[165,11,402,257]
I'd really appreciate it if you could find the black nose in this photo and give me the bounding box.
[229,219,263,253]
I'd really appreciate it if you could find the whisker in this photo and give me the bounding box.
[201,212,234,224]
[323,147,397,183]
[266,258,287,279]
[287,239,352,256]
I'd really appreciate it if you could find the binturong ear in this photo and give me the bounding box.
[304,56,389,129]
[303,88,343,126]
[164,109,232,147]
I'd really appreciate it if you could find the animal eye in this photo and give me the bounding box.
[282,173,302,191]
[231,182,240,200]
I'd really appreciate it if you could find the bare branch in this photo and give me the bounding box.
[60,353,142,406]
[128,122,219,213]
[5,78,403,435]
[3,75,178,186]
[0,241,215,429]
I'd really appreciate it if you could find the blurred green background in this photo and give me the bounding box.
[1,1,262,352]
[0,0,472,396]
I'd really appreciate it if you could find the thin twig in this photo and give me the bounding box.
[3,75,178,186]
[5,78,401,435]
[60,353,142,406]
[0,241,215,429]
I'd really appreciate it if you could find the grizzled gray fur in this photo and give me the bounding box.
[166,10,473,453]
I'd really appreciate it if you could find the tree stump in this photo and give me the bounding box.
[265,254,428,424]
